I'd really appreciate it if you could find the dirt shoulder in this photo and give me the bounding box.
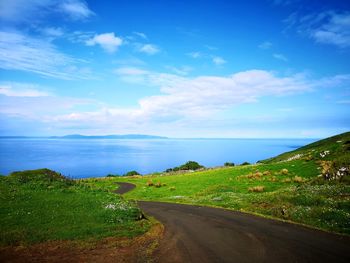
[0,219,163,263]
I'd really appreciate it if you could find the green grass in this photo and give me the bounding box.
[0,169,151,246]
[83,132,350,235]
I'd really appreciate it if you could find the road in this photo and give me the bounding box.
[117,183,350,263]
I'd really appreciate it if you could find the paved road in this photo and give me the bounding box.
[118,183,350,263]
[114,182,135,194]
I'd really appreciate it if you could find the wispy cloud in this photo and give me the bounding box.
[86,32,123,53]
[59,0,95,20]
[111,69,313,120]
[187,51,202,58]
[114,67,149,75]
[284,11,350,48]
[212,56,227,65]
[137,44,160,55]
[165,66,192,76]
[0,31,90,80]
[39,27,65,38]
[2,70,349,136]
[133,31,148,39]
[273,53,288,62]
[258,41,273,49]
[0,82,94,119]
[0,82,50,97]
[0,0,94,23]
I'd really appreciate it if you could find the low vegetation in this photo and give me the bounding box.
[124,170,141,177]
[85,132,350,235]
[165,161,204,172]
[0,169,151,246]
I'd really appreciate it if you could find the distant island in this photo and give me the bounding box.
[0,134,168,139]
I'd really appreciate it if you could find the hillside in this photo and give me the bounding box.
[0,169,159,261]
[261,131,350,164]
[84,132,350,234]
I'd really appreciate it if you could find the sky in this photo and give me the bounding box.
[0,0,350,138]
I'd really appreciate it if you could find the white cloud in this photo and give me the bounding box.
[165,66,192,76]
[133,32,147,39]
[205,45,218,50]
[59,0,94,20]
[114,67,149,75]
[0,83,50,97]
[286,11,350,48]
[212,56,227,65]
[187,51,201,58]
[138,44,160,55]
[273,53,288,62]
[91,69,313,122]
[0,84,93,120]
[40,27,64,37]
[0,31,90,79]
[310,12,350,48]
[0,0,94,23]
[2,70,349,136]
[86,32,123,53]
[258,41,273,49]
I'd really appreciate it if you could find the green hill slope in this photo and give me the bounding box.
[84,132,350,235]
[261,131,350,164]
[0,169,149,246]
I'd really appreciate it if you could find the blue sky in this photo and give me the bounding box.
[0,0,349,138]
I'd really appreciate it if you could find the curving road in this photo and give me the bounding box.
[117,182,350,263]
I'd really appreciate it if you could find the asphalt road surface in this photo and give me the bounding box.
[115,182,136,194]
[118,183,350,263]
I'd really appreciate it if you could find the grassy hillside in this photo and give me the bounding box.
[84,132,350,235]
[0,169,150,246]
[261,131,350,164]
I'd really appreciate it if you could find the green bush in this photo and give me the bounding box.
[124,171,141,177]
[178,161,204,170]
[224,162,235,167]
[241,162,250,166]
[107,174,120,177]
[165,161,204,172]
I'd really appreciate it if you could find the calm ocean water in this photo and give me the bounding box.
[0,138,316,178]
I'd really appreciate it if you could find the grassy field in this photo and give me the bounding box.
[0,169,151,247]
[83,132,350,235]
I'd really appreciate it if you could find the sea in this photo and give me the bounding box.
[0,138,317,178]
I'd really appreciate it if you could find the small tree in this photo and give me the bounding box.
[124,170,141,177]
[224,162,235,167]
[178,161,204,170]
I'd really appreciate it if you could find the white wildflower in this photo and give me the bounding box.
[105,204,116,210]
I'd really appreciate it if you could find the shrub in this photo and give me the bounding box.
[281,168,289,175]
[263,171,271,176]
[255,172,263,177]
[165,161,204,172]
[241,162,250,166]
[178,161,204,170]
[124,170,140,177]
[107,174,120,177]
[146,180,154,187]
[293,176,304,183]
[155,181,162,188]
[169,186,176,191]
[320,155,350,181]
[268,176,278,182]
[224,162,235,167]
[282,178,292,183]
[248,186,265,192]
